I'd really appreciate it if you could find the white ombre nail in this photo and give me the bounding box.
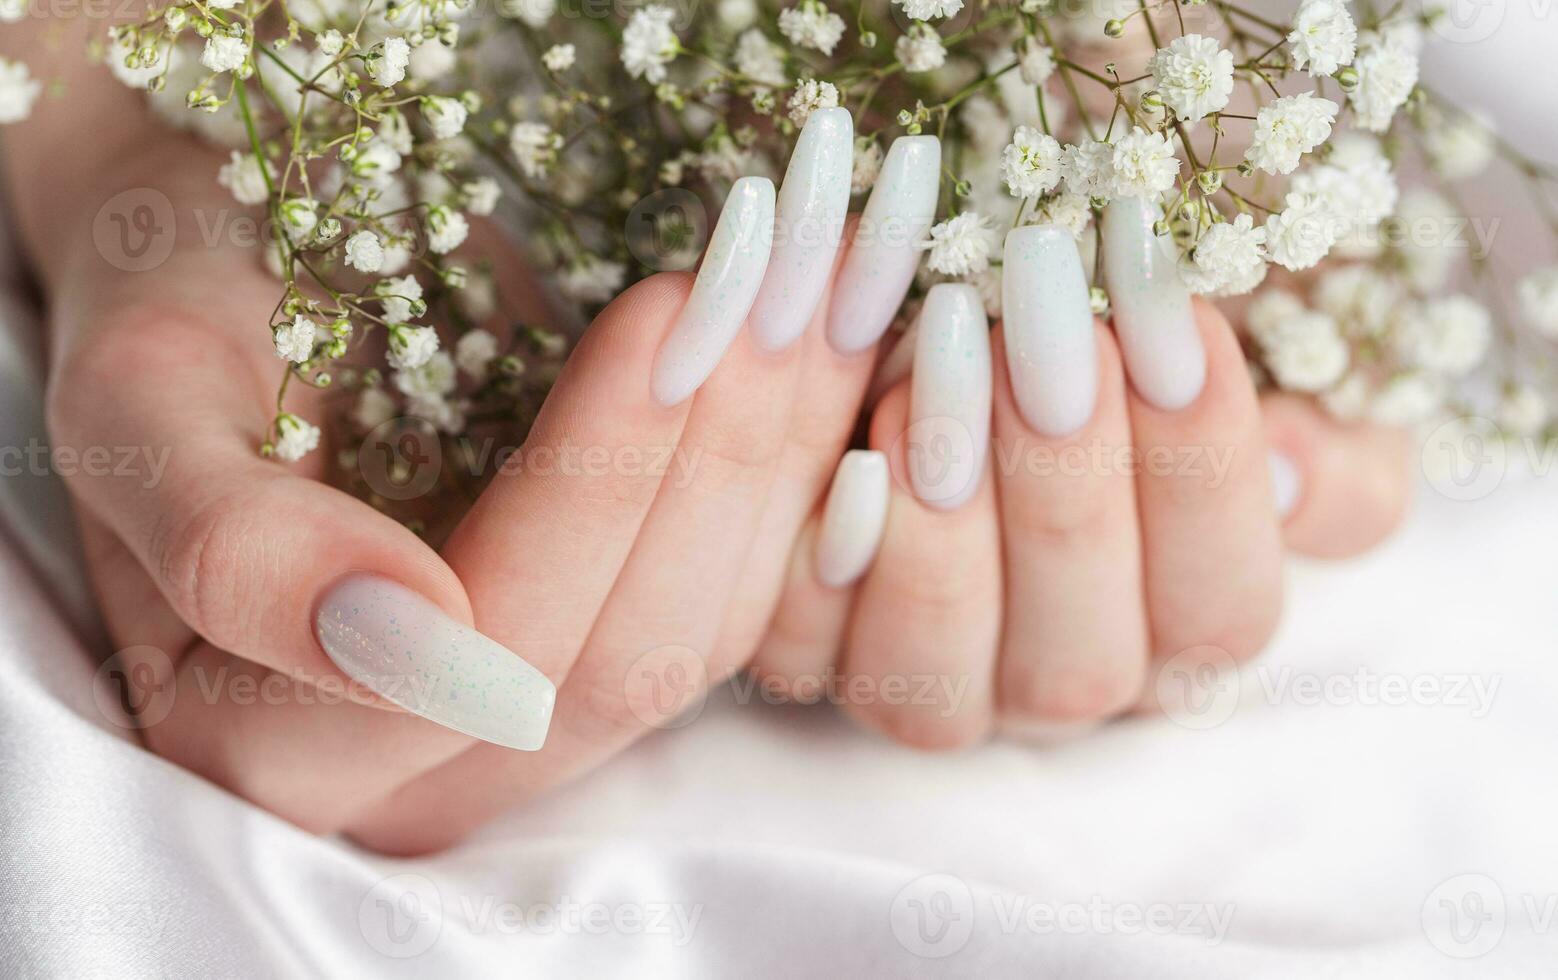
[749,108,854,352]
[1002,225,1098,436]
[826,135,941,355]
[814,450,890,588]
[908,283,991,510]
[316,575,556,751]
[1269,450,1301,519]
[1101,196,1206,411]
[650,176,776,406]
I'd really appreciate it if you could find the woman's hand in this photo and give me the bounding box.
[751,208,1412,747]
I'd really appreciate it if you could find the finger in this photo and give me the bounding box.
[990,226,1148,727]
[1126,298,1285,684]
[839,293,1001,750]
[1261,393,1412,559]
[749,450,889,697]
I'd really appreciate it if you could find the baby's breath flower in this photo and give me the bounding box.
[369,37,411,88]
[542,43,576,72]
[559,255,628,303]
[455,330,500,381]
[1264,192,1340,271]
[895,25,946,74]
[1517,266,1558,338]
[851,137,883,193]
[1370,373,1442,425]
[1017,37,1055,86]
[509,120,561,179]
[463,177,501,216]
[421,95,468,140]
[410,41,457,80]
[919,212,998,277]
[201,33,250,75]
[345,230,386,272]
[279,198,319,236]
[317,30,345,56]
[1348,33,1418,133]
[1246,93,1337,176]
[387,324,441,370]
[1001,125,1064,200]
[500,0,556,27]
[786,78,838,127]
[377,274,424,324]
[273,413,321,462]
[1147,35,1233,123]
[217,151,272,206]
[734,29,787,86]
[426,206,469,254]
[1031,192,1093,238]
[892,0,963,20]
[1061,140,1116,200]
[395,350,457,398]
[1497,384,1548,436]
[273,314,317,363]
[1109,128,1180,198]
[1422,108,1494,181]
[351,139,403,187]
[622,6,679,83]
[1392,295,1491,377]
[1287,0,1356,77]
[0,58,40,123]
[778,0,845,56]
[1261,311,1350,391]
[353,388,398,431]
[1182,214,1267,297]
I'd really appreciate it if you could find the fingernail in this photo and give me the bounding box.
[650,176,776,406]
[749,108,854,353]
[315,575,555,751]
[826,135,941,355]
[1002,225,1098,436]
[908,283,991,510]
[1269,450,1301,519]
[1102,197,1206,411]
[814,449,890,588]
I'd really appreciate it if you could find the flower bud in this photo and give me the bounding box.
[1089,286,1110,316]
[1103,18,1126,38]
[1197,170,1222,194]
[1335,66,1359,91]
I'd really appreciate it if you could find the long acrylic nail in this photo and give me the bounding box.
[1002,225,1098,436]
[1101,196,1206,411]
[749,108,854,353]
[909,283,991,510]
[650,176,776,406]
[1269,450,1301,519]
[826,135,941,355]
[316,575,555,750]
[814,449,890,588]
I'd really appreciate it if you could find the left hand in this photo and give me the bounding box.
[751,215,1412,747]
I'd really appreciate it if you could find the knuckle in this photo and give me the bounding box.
[848,697,988,753]
[998,657,1145,724]
[151,491,263,645]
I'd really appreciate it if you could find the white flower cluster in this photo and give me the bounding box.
[17,0,1548,481]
